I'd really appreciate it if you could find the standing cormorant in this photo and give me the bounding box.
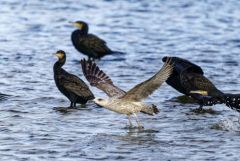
[162,56,240,112]
[53,50,94,107]
[71,21,116,59]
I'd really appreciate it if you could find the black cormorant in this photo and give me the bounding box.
[162,56,240,112]
[53,50,94,107]
[71,21,115,59]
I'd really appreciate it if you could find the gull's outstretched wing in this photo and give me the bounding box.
[121,58,173,101]
[81,59,126,98]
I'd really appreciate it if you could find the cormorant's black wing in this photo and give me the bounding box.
[163,56,203,75]
[162,56,204,95]
[80,34,112,57]
[58,73,94,98]
[181,72,222,96]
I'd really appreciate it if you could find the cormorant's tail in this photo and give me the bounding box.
[223,94,240,112]
[140,104,159,115]
[203,94,240,112]
[193,92,240,112]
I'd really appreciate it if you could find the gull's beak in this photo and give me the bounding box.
[92,98,97,103]
[88,98,97,103]
[91,98,103,108]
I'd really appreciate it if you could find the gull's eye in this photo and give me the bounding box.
[98,98,103,101]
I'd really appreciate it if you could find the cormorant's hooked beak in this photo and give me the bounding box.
[54,52,64,59]
[69,21,83,29]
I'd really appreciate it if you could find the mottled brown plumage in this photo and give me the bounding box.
[54,50,94,107]
[81,58,173,128]
[121,58,173,101]
[81,59,125,98]
[71,21,113,59]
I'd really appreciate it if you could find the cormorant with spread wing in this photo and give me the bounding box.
[162,56,240,112]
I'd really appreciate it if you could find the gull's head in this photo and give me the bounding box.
[93,98,108,106]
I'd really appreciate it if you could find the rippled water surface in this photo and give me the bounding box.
[0,0,240,160]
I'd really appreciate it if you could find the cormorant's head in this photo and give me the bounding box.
[93,98,108,106]
[54,50,66,60]
[72,21,89,33]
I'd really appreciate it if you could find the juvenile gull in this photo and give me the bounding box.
[81,58,173,128]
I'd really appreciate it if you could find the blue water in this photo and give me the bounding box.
[0,0,240,160]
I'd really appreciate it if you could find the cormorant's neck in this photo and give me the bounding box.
[54,58,66,70]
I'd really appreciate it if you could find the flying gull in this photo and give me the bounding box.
[81,58,173,128]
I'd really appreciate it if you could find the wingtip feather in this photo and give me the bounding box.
[80,58,113,87]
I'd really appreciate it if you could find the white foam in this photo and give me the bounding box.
[218,117,240,132]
